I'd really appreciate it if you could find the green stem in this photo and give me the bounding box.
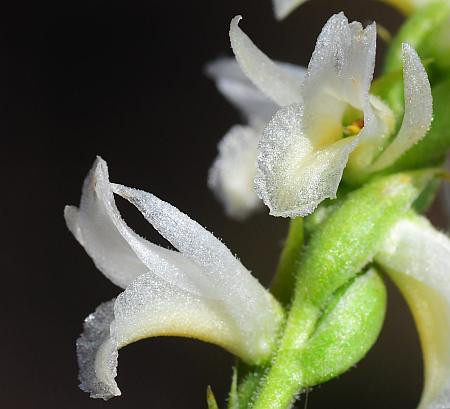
[271,217,304,305]
[251,303,319,409]
[232,219,304,407]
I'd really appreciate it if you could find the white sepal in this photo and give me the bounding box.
[206,58,304,126]
[229,16,304,107]
[370,44,432,171]
[376,215,450,409]
[65,158,206,292]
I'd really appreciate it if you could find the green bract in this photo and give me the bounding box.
[232,171,435,409]
[299,268,386,386]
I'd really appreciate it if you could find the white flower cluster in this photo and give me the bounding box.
[65,11,450,409]
[209,13,431,219]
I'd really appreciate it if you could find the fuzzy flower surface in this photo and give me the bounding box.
[65,157,282,400]
[231,13,431,217]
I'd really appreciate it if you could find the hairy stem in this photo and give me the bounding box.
[271,217,304,305]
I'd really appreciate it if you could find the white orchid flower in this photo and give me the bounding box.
[376,214,450,409]
[206,58,305,219]
[231,13,431,218]
[65,157,282,400]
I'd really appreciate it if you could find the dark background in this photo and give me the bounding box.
[2,0,440,408]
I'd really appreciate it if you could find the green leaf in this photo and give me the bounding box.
[207,386,219,409]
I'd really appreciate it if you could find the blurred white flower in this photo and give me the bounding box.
[231,13,431,218]
[206,58,305,219]
[376,214,450,409]
[65,157,282,400]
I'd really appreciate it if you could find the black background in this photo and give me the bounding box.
[1,0,442,408]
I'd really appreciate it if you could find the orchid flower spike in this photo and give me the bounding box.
[231,13,431,218]
[376,214,450,409]
[206,58,305,219]
[64,157,282,400]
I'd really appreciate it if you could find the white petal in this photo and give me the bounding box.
[229,16,303,107]
[376,215,450,409]
[301,13,377,147]
[78,273,271,400]
[255,104,358,217]
[206,58,305,125]
[65,157,211,294]
[111,182,281,343]
[370,44,432,171]
[208,125,263,219]
[272,0,308,20]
